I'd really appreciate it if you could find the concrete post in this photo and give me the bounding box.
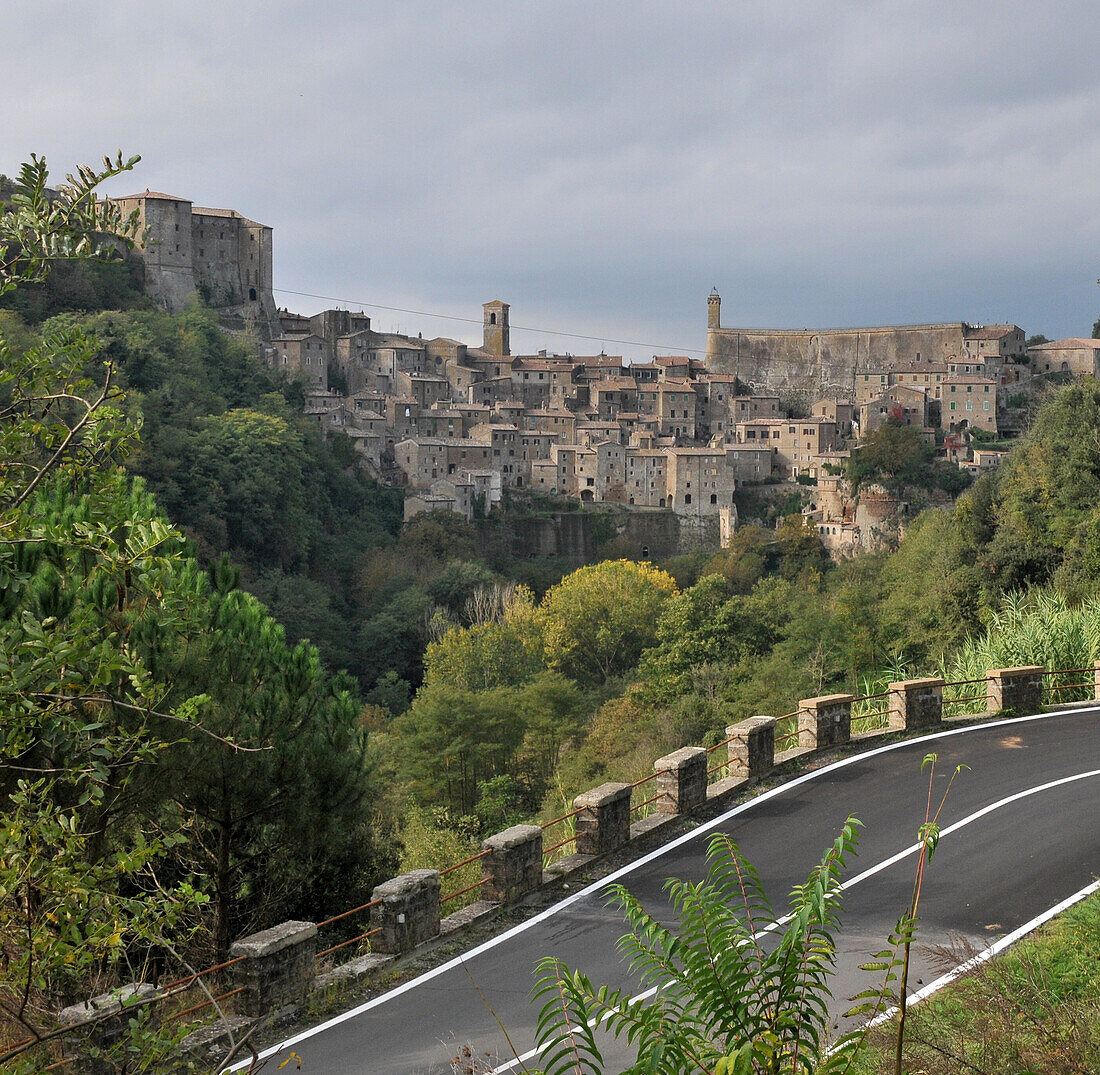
[797,694,853,749]
[481,824,543,903]
[888,678,944,731]
[653,746,708,815]
[60,983,159,1074]
[986,666,1045,716]
[228,920,317,1018]
[368,870,441,955]
[726,717,775,778]
[1094,660,1100,701]
[573,782,632,855]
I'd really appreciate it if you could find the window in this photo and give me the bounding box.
[684,494,692,504]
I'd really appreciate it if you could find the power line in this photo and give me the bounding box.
[271,288,708,356]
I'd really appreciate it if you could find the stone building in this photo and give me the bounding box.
[104,191,276,322]
[942,376,997,432]
[705,289,1013,404]
[1027,338,1100,377]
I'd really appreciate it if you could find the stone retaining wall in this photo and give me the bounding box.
[62,663,1084,1072]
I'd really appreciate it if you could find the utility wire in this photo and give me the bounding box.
[271,288,708,356]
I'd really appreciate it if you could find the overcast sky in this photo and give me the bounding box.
[6,1,1100,360]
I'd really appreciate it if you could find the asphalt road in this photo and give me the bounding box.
[230,708,1100,1074]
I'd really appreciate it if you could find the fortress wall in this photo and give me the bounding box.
[706,323,966,402]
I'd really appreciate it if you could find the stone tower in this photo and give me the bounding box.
[708,288,721,330]
[483,300,510,357]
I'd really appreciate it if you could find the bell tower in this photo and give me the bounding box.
[483,300,510,357]
[708,288,721,330]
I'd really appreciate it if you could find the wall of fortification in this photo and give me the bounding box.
[706,323,966,403]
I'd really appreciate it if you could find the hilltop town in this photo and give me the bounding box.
[110,190,1100,556]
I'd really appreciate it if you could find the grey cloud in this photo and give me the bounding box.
[5,0,1100,358]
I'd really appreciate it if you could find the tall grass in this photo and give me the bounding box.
[852,655,912,733]
[938,591,1100,707]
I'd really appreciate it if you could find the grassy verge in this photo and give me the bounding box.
[849,887,1100,1074]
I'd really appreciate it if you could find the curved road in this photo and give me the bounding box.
[230,708,1100,1074]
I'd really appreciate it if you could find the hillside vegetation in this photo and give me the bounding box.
[6,153,1100,1071]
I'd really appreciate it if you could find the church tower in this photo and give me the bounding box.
[483,300,510,357]
[708,288,721,330]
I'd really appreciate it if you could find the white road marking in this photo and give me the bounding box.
[225,705,1100,1072]
[490,765,1100,1073]
[864,877,1100,1027]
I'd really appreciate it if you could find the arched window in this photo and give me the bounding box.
[490,312,497,325]
[249,287,257,301]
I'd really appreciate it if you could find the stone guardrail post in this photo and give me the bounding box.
[986,666,1045,716]
[888,678,944,731]
[573,782,632,855]
[228,920,317,1018]
[726,716,775,778]
[481,824,543,902]
[653,746,708,814]
[797,694,853,749]
[60,983,159,1074]
[368,870,441,955]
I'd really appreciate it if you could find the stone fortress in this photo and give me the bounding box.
[103,190,278,327]
[103,192,1100,555]
[704,289,1028,403]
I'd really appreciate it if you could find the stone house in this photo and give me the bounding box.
[733,417,839,479]
[724,445,773,483]
[729,395,782,421]
[962,324,1025,362]
[1027,339,1100,377]
[890,363,947,399]
[858,385,930,434]
[812,398,855,436]
[624,448,668,507]
[941,376,997,432]
[855,371,891,404]
[665,448,736,515]
[271,333,329,388]
[657,379,697,439]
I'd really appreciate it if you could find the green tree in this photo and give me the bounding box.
[395,681,527,816]
[152,561,394,961]
[539,560,679,686]
[636,574,790,706]
[0,153,210,1070]
[423,620,541,691]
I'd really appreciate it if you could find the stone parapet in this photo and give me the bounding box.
[726,717,775,778]
[986,666,1045,716]
[654,746,708,815]
[229,920,317,1018]
[797,694,853,749]
[60,983,159,1074]
[368,870,441,955]
[574,782,632,855]
[481,824,543,902]
[888,678,943,731]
